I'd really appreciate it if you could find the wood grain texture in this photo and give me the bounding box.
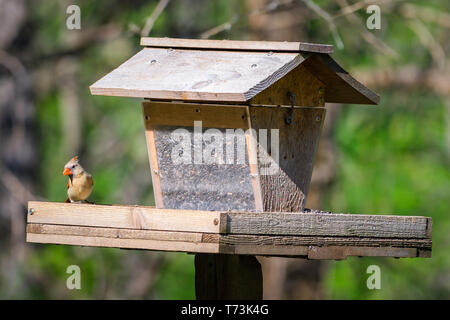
[227,212,431,238]
[140,37,334,54]
[142,101,249,129]
[195,254,263,300]
[301,53,380,105]
[27,201,224,233]
[27,233,219,253]
[26,223,430,259]
[143,125,164,208]
[90,48,302,102]
[202,233,432,250]
[248,63,325,107]
[249,106,325,212]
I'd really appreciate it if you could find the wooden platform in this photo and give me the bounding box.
[26,201,432,260]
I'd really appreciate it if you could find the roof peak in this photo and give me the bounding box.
[140,37,334,54]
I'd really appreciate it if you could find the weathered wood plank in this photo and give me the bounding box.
[27,201,225,233]
[142,101,249,129]
[27,223,204,243]
[140,37,334,54]
[143,127,164,208]
[27,233,219,253]
[26,223,430,259]
[227,212,431,238]
[89,48,302,102]
[249,106,325,212]
[202,233,432,249]
[306,246,419,260]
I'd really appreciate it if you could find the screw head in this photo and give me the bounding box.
[213,218,219,225]
[315,115,321,122]
[28,208,35,215]
[251,63,257,68]
[150,59,157,64]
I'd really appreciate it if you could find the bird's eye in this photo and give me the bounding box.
[71,165,76,169]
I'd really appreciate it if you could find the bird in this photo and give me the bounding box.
[63,156,93,203]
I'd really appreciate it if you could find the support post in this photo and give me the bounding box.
[195,254,263,300]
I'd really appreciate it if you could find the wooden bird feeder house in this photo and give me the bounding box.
[26,37,432,299]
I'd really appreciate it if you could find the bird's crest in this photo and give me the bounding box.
[65,155,80,168]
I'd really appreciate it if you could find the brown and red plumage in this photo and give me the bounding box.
[63,156,93,203]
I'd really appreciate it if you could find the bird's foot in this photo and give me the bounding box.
[84,200,95,204]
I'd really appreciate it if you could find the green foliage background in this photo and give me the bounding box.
[5,0,448,299]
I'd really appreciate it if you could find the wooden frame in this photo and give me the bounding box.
[142,101,263,212]
[26,201,432,260]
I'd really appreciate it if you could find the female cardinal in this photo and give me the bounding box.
[63,156,93,203]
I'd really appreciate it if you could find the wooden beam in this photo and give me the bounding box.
[140,37,334,54]
[27,201,226,234]
[142,101,249,129]
[227,212,431,238]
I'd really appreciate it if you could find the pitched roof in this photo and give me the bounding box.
[90,37,379,105]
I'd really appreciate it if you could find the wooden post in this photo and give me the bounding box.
[195,254,262,300]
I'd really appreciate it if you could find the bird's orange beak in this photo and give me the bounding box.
[63,168,72,176]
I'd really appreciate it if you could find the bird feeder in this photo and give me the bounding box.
[26,38,432,299]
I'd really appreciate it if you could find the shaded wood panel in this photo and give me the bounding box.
[141,37,334,54]
[249,106,325,212]
[249,63,325,107]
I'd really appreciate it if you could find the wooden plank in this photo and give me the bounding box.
[250,106,325,212]
[26,223,430,259]
[202,233,432,250]
[140,37,334,54]
[27,223,204,243]
[89,48,302,102]
[142,101,249,129]
[27,233,219,254]
[245,111,264,211]
[143,125,164,208]
[302,53,380,105]
[27,201,225,233]
[227,212,431,238]
[248,63,325,107]
[307,246,418,260]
